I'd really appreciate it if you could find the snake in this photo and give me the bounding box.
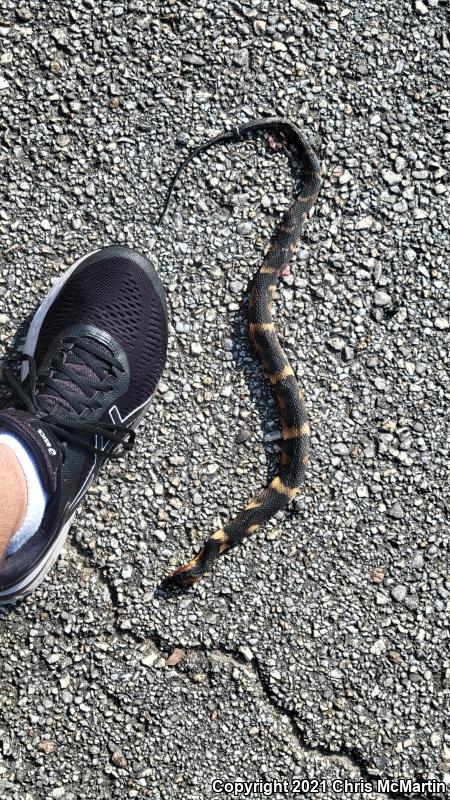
[158,117,321,590]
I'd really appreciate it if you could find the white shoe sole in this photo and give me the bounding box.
[0,517,73,603]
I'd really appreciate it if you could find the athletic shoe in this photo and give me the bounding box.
[0,245,168,603]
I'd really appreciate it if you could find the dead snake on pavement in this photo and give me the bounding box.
[158,117,321,590]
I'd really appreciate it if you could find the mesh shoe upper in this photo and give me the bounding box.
[33,247,168,418]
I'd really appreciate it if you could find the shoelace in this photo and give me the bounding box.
[0,338,135,457]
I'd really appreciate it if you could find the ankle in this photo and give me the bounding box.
[0,444,28,559]
[0,432,48,560]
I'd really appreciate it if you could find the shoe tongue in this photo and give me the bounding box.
[37,337,112,413]
[0,409,60,494]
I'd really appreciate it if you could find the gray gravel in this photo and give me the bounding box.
[0,0,449,798]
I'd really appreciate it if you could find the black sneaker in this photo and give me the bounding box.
[0,245,168,603]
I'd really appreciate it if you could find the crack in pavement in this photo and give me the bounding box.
[100,616,417,800]
[66,537,120,607]
[147,638,413,800]
[64,542,436,800]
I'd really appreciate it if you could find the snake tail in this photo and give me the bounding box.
[159,117,321,590]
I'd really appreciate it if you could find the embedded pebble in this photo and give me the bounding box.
[388,501,405,519]
[391,585,408,603]
[373,291,392,307]
[381,170,402,186]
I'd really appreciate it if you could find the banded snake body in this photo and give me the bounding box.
[159,118,321,590]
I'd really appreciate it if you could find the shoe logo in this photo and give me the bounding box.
[37,427,57,457]
[68,398,152,512]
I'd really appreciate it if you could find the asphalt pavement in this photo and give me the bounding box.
[0,0,448,798]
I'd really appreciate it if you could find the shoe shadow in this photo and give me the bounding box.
[0,599,25,617]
